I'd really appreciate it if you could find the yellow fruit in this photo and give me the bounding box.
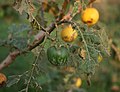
[61,25,78,42]
[81,8,99,26]
[98,55,103,63]
[75,77,82,88]
[0,73,7,86]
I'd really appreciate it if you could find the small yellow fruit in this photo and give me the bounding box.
[75,77,82,88]
[61,25,78,42]
[81,8,99,26]
[0,73,7,86]
[98,55,103,63]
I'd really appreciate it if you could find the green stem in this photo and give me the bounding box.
[76,25,91,61]
[25,52,40,92]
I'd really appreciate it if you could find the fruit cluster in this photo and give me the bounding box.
[47,7,100,66]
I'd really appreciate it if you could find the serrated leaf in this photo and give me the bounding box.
[13,0,35,15]
[13,0,36,22]
[8,24,30,34]
[90,34,100,45]
[8,37,28,50]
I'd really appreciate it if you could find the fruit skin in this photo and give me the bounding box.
[75,77,82,88]
[61,25,78,42]
[81,8,99,26]
[0,73,7,87]
[47,46,69,66]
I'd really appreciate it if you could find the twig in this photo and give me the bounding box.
[25,52,40,92]
[0,0,82,71]
[40,2,45,27]
[111,44,120,62]
[0,20,78,71]
[61,0,81,21]
[56,0,70,21]
[75,24,91,61]
[0,50,20,71]
[88,0,96,7]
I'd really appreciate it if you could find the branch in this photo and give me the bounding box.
[0,50,20,71]
[61,0,81,21]
[0,20,72,71]
[0,0,82,71]
[56,0,70,21]
[88,0,96,7]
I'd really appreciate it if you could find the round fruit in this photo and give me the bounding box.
[47,46,69,66]
[81,8,99,26]
[0,73,7,87]
[61,25,78,42]
[75,77,82,88]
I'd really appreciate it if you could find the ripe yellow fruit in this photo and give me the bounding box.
[98,55,103,63]
[81,8,99,26]
[75,77,82,88]
[0,73,7,86]
[61,25,78,42]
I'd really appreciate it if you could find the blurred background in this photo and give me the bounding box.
[0,0,120,92]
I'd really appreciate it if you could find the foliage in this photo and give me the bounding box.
[1,0,119,92]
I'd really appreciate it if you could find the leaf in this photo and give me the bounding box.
[55,0,64,9]
[13,0,35,14]
[97,28,110,56]
[8,37,28,50]
[37,74,51,85]
[44,12,55,26]
[8,24,30,35]
[18,88,26,92]
[70,45,79,53]
[13,0,36,22]
[0,39,6,46]
[7,77,20,87]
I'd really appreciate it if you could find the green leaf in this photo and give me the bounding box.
[37,74,51,85]
[0,39,6,46]
[55,0,64,9]
[8,24,30,35]
[44,12,55,26]
[8,37,28,50]
[7,77,20,87]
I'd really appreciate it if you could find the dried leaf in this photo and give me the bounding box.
[62,66,75,73]
[13,0,35,22]
[80,49,86,59]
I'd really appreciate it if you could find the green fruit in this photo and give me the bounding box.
[47,46,69,66]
